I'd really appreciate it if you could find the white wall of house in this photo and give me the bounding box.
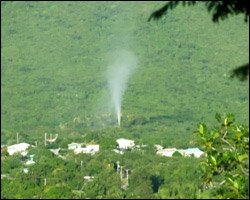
[7,143,30,156]
[74,144,99,155]
[178,148,204,158]
[116,138,135,149]
[86,145,99,152]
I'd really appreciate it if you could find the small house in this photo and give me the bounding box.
[86,144,99,153]
[83,176,94,181]
[68,143,81,150]
[178,148,204,158]
[7,143,30,156]
[116,138,135,150]
[74,144,99,155]
[156,148,177,157]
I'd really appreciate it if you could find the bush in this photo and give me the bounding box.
[195,113,249,199]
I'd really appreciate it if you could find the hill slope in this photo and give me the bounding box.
[1,1,249,147]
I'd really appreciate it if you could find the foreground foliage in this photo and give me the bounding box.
[196,113,249,199]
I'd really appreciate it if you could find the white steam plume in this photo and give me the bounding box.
[107,50,137,126]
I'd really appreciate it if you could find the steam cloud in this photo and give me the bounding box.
[107,50,137,126]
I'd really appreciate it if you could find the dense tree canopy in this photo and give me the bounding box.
[148,1,249,81]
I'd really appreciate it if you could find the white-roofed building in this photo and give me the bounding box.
[154,144,163,151]
[50,148,61,156]
[86,144,99,152]
[156,148,177,157]
[156,147,204,158]
[7,143,30,156]
[23,168,29,174]
[116,138,135,150]
[68,143,81,150]
[74,144,99,155]
[83,176,94,181]
[178,148,204,158]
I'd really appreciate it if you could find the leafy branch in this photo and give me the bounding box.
[195,113,249,199]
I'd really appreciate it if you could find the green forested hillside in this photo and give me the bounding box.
[1,1,249,199]
[1,1,248,144]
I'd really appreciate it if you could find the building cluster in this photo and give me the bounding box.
[113,138,135,154]
[2,133,204,179]
[3,137,204,158]
[7,143,30,156]
[68,143,100,155]
[155,145,204,158]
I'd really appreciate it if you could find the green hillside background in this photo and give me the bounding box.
[1,1,249,147]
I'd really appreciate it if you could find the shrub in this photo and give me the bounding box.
[195,113,249,199]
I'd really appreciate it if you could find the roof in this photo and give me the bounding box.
[68,143,81,150]
[50,148,61,155]
[83,176,94,181]
[26,160,35,165]
[156,147,204,158]
[154,144,163,150]
[156,148,177,157]
[7,143,30,150]
[116,138,135,150]
[178,148,204,157]
[74,144,99,155]
[116,138,134,143]
[7,143,30,156]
